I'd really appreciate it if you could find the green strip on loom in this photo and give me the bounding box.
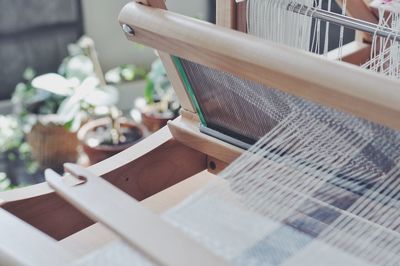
[171,56,207,126]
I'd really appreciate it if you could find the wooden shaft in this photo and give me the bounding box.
[119,2,400,131]
[46,166,228,266]
[135,0,196,113]
[216,0,237,29]
[0,209,73,266]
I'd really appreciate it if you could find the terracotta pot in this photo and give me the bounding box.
[27,122,78,171]
[78,117,146,165]
[141,111,177,132]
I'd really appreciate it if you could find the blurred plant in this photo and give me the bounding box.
[12,36,119,133]
[12,68,64,128]
[0,115,38,187]
[142,58,180,116]
[0,172,11,191]
[0,115,24,153]
[105,64,147,84]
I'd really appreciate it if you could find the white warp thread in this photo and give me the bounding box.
[362,2,400,79]
[162,1,400,265]
[164,94,400,265]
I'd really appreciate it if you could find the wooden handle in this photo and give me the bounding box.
[119,2,400,131]
[46,165,228,266]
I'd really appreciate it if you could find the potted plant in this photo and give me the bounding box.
[132,57,180,132]
[78,106,147,165]
[12,36,119,171]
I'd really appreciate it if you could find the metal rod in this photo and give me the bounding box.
[288,3,400,43]
[199,125,252,150]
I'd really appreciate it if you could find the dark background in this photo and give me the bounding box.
[0,0,83,100]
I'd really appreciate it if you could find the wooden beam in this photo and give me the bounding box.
[168,117,243,164]
[336,0,378,24]
[336,0,378,43]
[0,126,207,239]
[0,209,74,265]
[158,52,196,113]
[46,166,228,266]
[119,2,400,131]
[60,170,217,257]
[216,0,237,29]
[327,40,371,65]
[134,0,196,114]
[236,0,247,32]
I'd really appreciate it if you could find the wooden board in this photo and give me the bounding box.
[1,126,207,240]
[216,0,237,29]
[60,170,217,257]
[327,40,371,65]
[137,0,197,114]
[168,117,243,164]
[236,0,247,32]
[46,167,227,266]
[0,209,74,266]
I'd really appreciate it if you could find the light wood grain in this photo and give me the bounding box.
[46,167,228,266]
[336,0,378,24]
[236,0,247,32]
[98,135,206,201]
[119,2,400,131]
[216,0,237,29]
[158,52,196,113]
[168,117,243,164]
[60,170,217,257]
[327,40,371,65]
[0,209,74,266]
[0,126,207,239]
[134,0,197,114]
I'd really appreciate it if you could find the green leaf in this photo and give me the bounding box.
[23,68,36,81]
[135,67,148,80]
[64,120,74,131]
[145,79,154,104]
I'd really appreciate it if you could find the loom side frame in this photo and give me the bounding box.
[119,1,400,131]
[0,0,399,264]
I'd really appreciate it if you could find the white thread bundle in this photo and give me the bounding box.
[247,0,400,78]
[246,0,347,57]
[362,1,400,79]
[247,0,314,51]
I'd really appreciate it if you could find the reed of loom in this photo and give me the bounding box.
[1,0,400,265]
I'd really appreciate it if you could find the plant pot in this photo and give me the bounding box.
[27,120,78,172]
[78,117,146,165]
[141,110,177,132]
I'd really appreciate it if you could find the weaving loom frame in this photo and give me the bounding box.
[1,0,400,264]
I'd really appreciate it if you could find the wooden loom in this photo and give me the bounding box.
[1,0,400,264]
